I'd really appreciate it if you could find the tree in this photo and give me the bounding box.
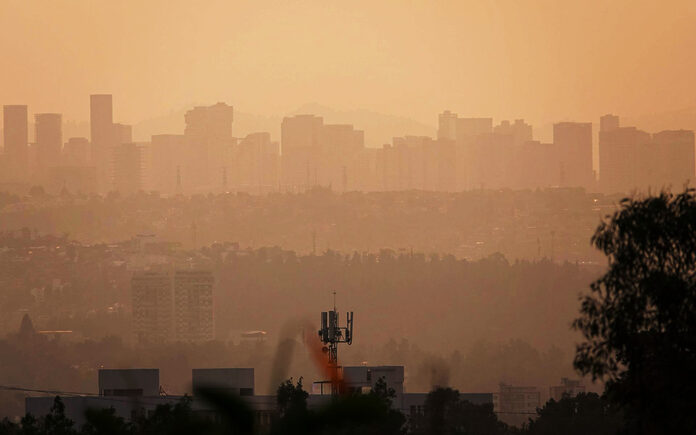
[276,377,309,418]
[573,189,696,434]
[410,387,508,435]
[525,393,622,435]
[81,407,129,435]
[41,397,76,435]
[272,378,310,434]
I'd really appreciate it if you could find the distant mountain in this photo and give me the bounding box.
[132,103,436,147]
[623,107,696,133]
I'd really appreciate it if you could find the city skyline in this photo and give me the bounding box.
[3,93,695,196]
[1,1,696,131]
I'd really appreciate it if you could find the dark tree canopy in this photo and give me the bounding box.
[525,393,622,435]
[573,189,696,433]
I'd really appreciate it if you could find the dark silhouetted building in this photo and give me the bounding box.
[90,94,114,191]
[599,115,651,193]
[132,268,214,343]
[63,137,90,166]
[553,122,593,189]
[34,113,62,180]
[280,115,364,190]
[3,105,29,181]
[184,102,235,192]
[652,129,695,189]
[549,378,586,401]
[233,132,279,193]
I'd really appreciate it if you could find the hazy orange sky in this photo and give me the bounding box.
[1,0,695,129]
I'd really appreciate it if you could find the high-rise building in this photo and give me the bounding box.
[280,115,364,191]
[436,111,495,190]
[113,143,143,194]
[173,270,214,342]
[34,113,62,175]
[113,123,133,145]
[63,137,91,166]
[184,102,234,192]
[599,114,620,133]
[493,383,541,427]
[90,94,114,191]
[493,119,533,146]
[437,110,458,140]
[132,268,214,343]
[652,130,695,189]
[599,115,652,193]
[3,105,29,181]
[553,122,593,189]
[281,114,323,189]
[233,132,279,193]
[549,378,586,402]
[132,271,174,343]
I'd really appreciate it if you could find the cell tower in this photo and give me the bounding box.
[318,292,354,395]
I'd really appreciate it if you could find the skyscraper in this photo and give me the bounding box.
[90,94,114,191]
[34,113,62,175]
[184,102,234,192]
[131,268,214,343]
[281,114,323,189]
[63,137,91,166]
[173,270,214,342]
[280,115,363,190]
[599,116,651,194]
[553,122,593,189]
[3,105,28,181]
[652,130,695,189]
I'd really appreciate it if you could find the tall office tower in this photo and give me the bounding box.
[151,134,186,194]
[436,111,494,190]
[599,121,652,194]
[438,110,458,140]
[319,123,364,189]
[456,117,494,138]
[553,122,593,189]
[184,102,234,192]
[63,137,91,166]
[280,115,364,191]
[90,94,114,191]
[113,123,132,145]
[132,271,174,343]
[35,113,62,177]
[281,114,324,189]
[173,270,214,342]
[131,268,214,343]
[652,130,695,189]
[113,143,143,195]
[493,119,533,146]
[600,114,620,133]
[3,105,29,181]
[234,132,280,193]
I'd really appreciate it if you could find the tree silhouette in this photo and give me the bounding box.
[409,387,509,435]
[525,393,622,435]
[573,189,696,433]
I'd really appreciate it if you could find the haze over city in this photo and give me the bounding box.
[1,1,695,434]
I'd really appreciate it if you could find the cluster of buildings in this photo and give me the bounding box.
[24,366,584,428]
[2,96,693,195]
